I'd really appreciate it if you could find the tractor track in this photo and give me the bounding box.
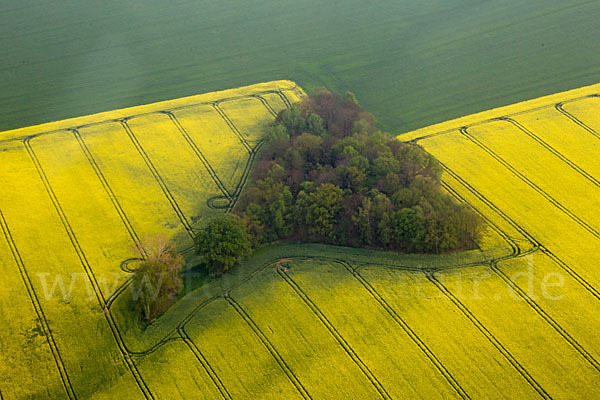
[277,268,392,400]
[0,209,77,399]
[24,139,155,399]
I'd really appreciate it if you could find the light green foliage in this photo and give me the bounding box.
[195,215,252,274]
[302,183,344,241]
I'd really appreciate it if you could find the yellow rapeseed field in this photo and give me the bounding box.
[400,82,600,399]
[0,80,305,399]
[3,79,600,399]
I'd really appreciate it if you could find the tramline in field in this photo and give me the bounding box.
[2,81,600,399]
[0,81,305,399]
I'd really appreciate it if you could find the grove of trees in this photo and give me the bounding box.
[134,89,484,321]
[233,89,483,253]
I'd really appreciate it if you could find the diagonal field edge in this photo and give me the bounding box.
[407,93,599,144]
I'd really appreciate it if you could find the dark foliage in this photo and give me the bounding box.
[234,89,483,253]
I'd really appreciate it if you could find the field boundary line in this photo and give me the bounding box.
[277,269,392,400]
[24,139,155,399]
[178,327,232,400]
[460,126,600,241]
[223,295,312,400]
[0,209,77,399]
[407,94,599,144]
[339,261,470,399]
[120,119,195,238]
[0,87,301,145]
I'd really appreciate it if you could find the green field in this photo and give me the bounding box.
[2,0,600,133]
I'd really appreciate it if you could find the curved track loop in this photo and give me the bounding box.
[23,139,155,399]
[0,88,304,399]
[123,89,597,398]
[5,86,598,399]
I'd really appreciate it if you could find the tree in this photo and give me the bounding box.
[353,196,373,245]
[195,215,251,275]
[304,183,344,241]
[131,236,184,321]
[277,104,305,136]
